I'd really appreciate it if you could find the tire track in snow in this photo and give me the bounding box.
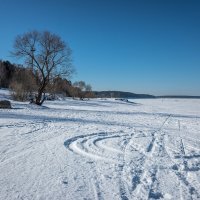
[118,134,134,200]
[125,115,171,199]
[63,116,171,199]
[63,115,200,199]
[93,136,124,155]
[175,120,200,199]
[165,137,200,199]
[162,118,200,199]
[64,131,131,199]
[64,132,126,163]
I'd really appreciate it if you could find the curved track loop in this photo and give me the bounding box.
[64,132,127,164]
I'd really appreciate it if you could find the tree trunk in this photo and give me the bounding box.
[35,83,46,105]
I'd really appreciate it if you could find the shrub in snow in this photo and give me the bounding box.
[0,100,11,109]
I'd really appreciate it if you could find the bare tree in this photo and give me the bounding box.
[73,81,95,99]
[12,31,74,105]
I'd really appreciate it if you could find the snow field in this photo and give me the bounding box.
[0,97,200,199]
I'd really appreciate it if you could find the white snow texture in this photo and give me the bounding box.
[0,91,200,200]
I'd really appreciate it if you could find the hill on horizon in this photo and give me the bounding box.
[94,91,155,99]
[94,91,200,99]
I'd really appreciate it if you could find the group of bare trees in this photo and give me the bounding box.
[0,31,95,104]
[4,30,95,105]
[72,81,94,99]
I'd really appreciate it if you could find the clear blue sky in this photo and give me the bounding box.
[0,0,200,95]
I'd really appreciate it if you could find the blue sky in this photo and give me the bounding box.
[0,0,200,95]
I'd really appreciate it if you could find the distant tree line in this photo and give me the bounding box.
[0,59,95,101]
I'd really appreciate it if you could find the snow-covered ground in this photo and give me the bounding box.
[0,93,200,199]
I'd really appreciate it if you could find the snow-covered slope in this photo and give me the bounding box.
[0,96,200,199]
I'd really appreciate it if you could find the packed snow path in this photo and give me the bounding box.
[0,98,200,200]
